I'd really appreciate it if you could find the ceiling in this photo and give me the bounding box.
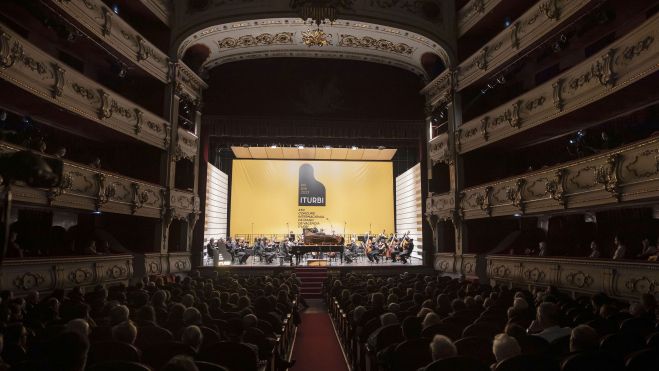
[178,17,448,78]
[231,146,397,161]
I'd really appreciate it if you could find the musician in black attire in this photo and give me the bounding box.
[344,239,358,264]
[206,238,216,262]
[399,237,414,264]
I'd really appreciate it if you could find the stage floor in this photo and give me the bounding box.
[202,253,422,268]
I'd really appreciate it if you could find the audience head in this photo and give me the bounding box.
[380,312,399,326]
[226,318,245,341]
[137,305,156,323]
[371,292,385,308]
[47,331,90,371]
[243,314,258,329]
[451,298,466,313]
[387,303,400,313]
[112,320,137,345]
[181,325,203,352]
[422,312,441,328]
[109,304,130,326]
[629,302,646,317]
[492,333,521,363]
[430,334,457,361]
[504,323,526,340]
[402,316,422,340]
[353,306,367,323]
[569,324,598,353]
[417,307,433,319]
[183,307,202,326]
[162,355,200,371]
[536,302,560,329]
[66,319,90,338]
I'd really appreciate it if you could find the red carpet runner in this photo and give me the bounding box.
[291,302,349,371]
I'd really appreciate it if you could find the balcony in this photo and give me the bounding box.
[138,0,172,26]
[48,0,171,83]
[0,23,170,149]
[486,255,659,300]
[458,0,503,37]
[457,13,659,153]
[0,141,198,218]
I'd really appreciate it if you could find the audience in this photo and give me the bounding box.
[492,333,521,368]
[429,334,457,361]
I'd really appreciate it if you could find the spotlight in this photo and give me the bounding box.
[480,88,488,95]
[431,116,439,124]
[438,111,445,119]
[577,130,585,137]
[513,212,522,217]
[496,75,506,84]
[22,116,32,125]
[569,139,576,145]
[504,17,511,27]
[93,210,102,215]
[487,82,495,89]
[112,4,120,14]
[351,146,358,150]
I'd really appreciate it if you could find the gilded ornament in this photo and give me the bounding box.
[302,29,332,47]
[13,272,45,291]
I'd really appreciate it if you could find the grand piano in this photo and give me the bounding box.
[290,229,345,264]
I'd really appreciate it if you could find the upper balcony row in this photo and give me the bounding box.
[0,22,200,159]
[428,10,658,157]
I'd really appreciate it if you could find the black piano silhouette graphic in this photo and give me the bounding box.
[298,164,326,206]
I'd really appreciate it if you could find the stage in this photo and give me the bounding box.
[202,250,422,268]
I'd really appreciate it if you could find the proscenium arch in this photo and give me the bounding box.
[174,17,455,80]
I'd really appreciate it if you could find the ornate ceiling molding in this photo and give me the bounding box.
[178,18,449,78]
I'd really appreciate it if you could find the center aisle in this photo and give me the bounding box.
[290,299,349,371]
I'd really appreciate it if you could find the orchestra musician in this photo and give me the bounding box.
[344,238,358,263]
[366,236,380,263]
[398,235,414,264]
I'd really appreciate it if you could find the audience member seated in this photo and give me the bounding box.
[527,302,571,343]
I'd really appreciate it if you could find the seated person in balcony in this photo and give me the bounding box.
[6,231,24,258]
[612,236,626,260]
[527,302,571,343]
[53,146,66,159]
[83,241,100,255]
[636,237,656,259]
[88,157,101,169]
[537,241,548,257]
[588,241,601,258]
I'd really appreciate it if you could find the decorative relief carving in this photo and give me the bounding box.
[47,172,73,205]
[510,21,521,50]
[625,148,659,178]
[506,178,526,210]
[539,0,560,20]
[67,268,93,284]
[106,264,127,280]
[174,259,189,271]
[569,165,597,190]
[565,271,594,289]
[625,276,657,294]
[480,116,489,141]
[475,46,488,70]
[218,32,293,49]
[552,78,564,111]
[52,63,65,98]
[545,168,567,205]
[476,186,492,216]
[594,153,622,200]
[98,90,111,119]
[492,264,511,278]
[622,35,654,62]
[13,272,45,291]
[101,6,113,36]
[523,267,546,282]
[148,261,161,274]
[338,35,414,55]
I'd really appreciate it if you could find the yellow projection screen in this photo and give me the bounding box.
[230,160,394,237]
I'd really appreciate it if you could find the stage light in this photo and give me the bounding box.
[487,83,495,89]
[297,145,304,149]
[569,139,576,145]
[112,4,120,14]
[270,144,277,148]
[496,75,506,84]
[351,146,358,150]
[480,88,488,95]
[577,130,585,137]
[93,211,102,215]
[513,212,522,217]
[504,17,511,27]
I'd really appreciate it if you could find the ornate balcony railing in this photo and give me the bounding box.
[427,134,659,220]
[487,255,659,300]
[175,128,199,162]
[458,0,503,37]
[1,254,133,295]
[456,13,659,153]
[176,62,207,103]
[47,0,171,83]
[139,0,172,26]
[427,0,611,107]
[434,252,457,273]
[429,133,450,164]
[0,23,170,149]
[0,141,198,218]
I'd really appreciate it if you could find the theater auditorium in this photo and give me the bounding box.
[0,0,658,370]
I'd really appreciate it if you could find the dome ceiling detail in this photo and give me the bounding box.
[178,18,449,78]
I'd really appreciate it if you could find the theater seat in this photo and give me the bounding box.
[423,356,489,371]
[455,336,495,366]
[620,318,655,339]
[88,341,141,365]
[549,335,571,357]
[88,360,152,371]
[135,325,174,350]
[600,333,646,359]
[516,335,550,356]
[625,348,659,371]
[195,361,230,371]
[560,351,624,371]
[142,341,196,370]
[198,342,258,371]
[390,338,432,371]
[462,322,503,339]
[494,354,559,371]
[421,323,462,341]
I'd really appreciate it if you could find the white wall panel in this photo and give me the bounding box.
[204,163,229,243]
[395,163,423,259]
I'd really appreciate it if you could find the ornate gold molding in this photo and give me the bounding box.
[338,35,414,55]
[457,13,658,153]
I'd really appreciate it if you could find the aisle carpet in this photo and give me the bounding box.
[290,300,349,371]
